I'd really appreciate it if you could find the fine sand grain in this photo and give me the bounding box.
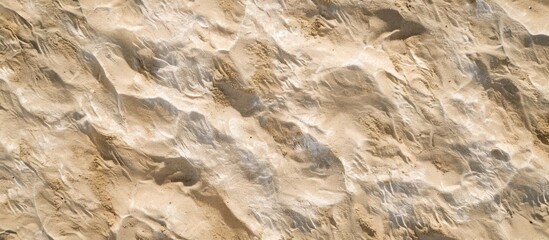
[0,0,548,239]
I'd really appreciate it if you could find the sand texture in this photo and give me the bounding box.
[0,0,549,239]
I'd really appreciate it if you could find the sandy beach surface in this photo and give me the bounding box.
[0,0,548,239]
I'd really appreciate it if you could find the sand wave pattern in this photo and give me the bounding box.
[0,0,548,239]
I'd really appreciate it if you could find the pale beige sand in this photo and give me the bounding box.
[0,0,548,239]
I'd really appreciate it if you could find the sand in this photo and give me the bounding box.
[0,0,548,239]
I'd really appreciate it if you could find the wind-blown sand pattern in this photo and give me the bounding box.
[0,0,548,239]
